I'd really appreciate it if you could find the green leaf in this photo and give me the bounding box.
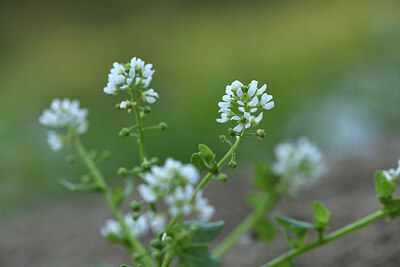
[183,220,224,244]
[198,144,216,167]
[276,216,314,231]
[253,217,277,243]
[59,180,101,192]
[276,216,314,249]
[191,153,209,172]
[313,201,331,230]
[177,244,220,267]
[374,170,395,197]
[247,193,270,212]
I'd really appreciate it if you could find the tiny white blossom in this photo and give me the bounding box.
[193,192,215,221]
[217,80,274,132]
[39,98,88,151]
[272,137,326,196]
[146,212,166,234]
[383,160,400,183]
[46,131,63,151]
[165,185,194,217]
[104,57,155,96]
[139,158,199,203]
[124,213,149,237]
[142,88,159,104]
[100,219,123,238]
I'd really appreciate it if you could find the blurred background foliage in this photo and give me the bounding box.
[1,0,400,215]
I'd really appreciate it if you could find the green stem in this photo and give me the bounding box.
[161,251,174,267]
[263,209,390,267]
[190,130,246,203]
[131,89,147,162]
[213,174,290,258]
[213,211,260,258]
[75,139,154,267]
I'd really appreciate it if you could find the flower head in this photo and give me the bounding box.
[138,158,199,202]
[383,160,400,183]
[100,219,123,239]
[103,57,159,104]
[272,137,326,196]
[39,98,88,150]
[217,80,274,132]
[165,185,194,217]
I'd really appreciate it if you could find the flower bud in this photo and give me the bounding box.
[228,128,236,137]
[256,129,265,140]
[151,250,163,259]
[150,239,164,249]
[130,201,142,212]
[228,161,238,168]
[132,212,141,221]
[141,160,151,171]
[150,157,159,165]
[143,106,151,114]
[119,127,131,137]
[118,167,128,176]
[216,173,227,183]
[219,135,227,142]
[158,122,168,132]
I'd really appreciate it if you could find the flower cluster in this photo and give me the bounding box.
[103,57,159,104]
[383,160,400,183]
[138,158,215,221]
[217,80,274,132]
[39,98,88,150]
[100,211,166,240]
[272,137,325,195]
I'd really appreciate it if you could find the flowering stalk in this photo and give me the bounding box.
[263,208,395,267]
[74,139,154,267]
[131,87,147,162]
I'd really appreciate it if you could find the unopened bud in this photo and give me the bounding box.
[150,157,159,165]
[228,128,236,137]
[256,129,265,140]
[158,122,168,132]
[119,128,131,137]
[130,201,142,212]
[143,106,151,114]
[228,161,238,168]
[216,173,227,183]
[150,239,164,249]
[118,167,128,176]
[141,161,151,170]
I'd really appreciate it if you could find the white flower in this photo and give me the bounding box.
[124,213,149,237]
[146,212,166,234]
[139,158,199,203]
[100,219,123,238]
[142,89,159,104]
[217,80,274,132]
[46,131,63,151]
[165,185,194,217]
[39,98,88,132]
[138,184,158,203]
[193,192,215,221]
[383,160,400,182]
[272,137,326,196]
[103,57,155,96]
[39,98,88,150]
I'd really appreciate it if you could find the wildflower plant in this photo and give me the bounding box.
[39,56,400,267]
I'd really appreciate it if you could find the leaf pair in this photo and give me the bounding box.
[176,221,224,267]
[191,144,218,174]
[276,201,331,249]
[374,170,400,219]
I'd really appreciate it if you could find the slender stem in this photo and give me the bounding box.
[161,251,174,267]
[213,211,260,258]
[74,139,154,267]
[190,130,246,203]
[263,209,390,267]
[131,89,147,162]
[213,173,291,258]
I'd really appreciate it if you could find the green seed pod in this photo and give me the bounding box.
[228,161,238,168]
[130,201,142,212]
[158,122,168,132]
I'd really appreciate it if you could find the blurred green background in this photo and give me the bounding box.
[1,0,400,216]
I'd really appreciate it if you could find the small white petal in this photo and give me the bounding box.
[261,94,273,105]
[236,88,244,97]
[263,101,275,110]
[231,115,240,121]
[238,107,245,113]
[248,97,259,107]
[248,86,256,97]
[258,84,267,95]
[233,124,243,132]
